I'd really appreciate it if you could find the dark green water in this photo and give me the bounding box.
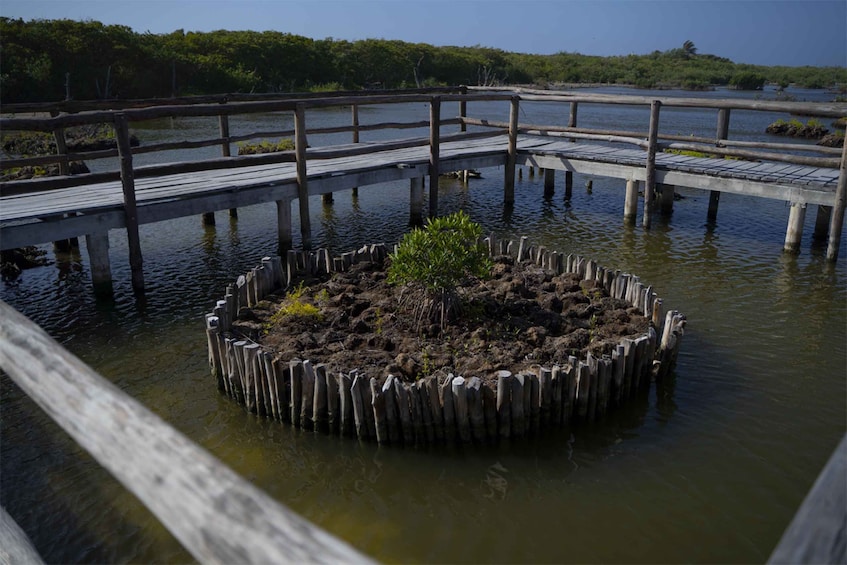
[1,87,845,563]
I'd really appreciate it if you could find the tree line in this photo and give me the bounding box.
[1,17,844,104]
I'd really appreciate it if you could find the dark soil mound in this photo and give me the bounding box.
[232,255,650,389]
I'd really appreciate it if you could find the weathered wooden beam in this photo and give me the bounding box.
[0,506,44,565]
[0,300,375,565]
[768,434,846,565]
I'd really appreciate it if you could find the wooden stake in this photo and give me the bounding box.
[496,370,512,439]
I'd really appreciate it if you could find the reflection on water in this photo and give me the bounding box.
[1,87,845,563]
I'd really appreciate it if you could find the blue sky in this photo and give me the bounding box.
[2,0,845,67]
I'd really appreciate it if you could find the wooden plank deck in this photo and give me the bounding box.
[0,134,841,250]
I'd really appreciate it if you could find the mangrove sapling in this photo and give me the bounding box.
[387,211,491,330]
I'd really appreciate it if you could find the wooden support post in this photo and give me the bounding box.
[826,140,847,262]
[428,96,441,218]
[460,87,468,179]
[643,100,661,229]
[114,113,144,292]
[568,102,578,130]
[813,205,832,243]
[784,202,807,254]
[202,212,216,226]
[51,128,78,249]
[294,103,311,249]
[564,171,573,200]
[351,104,359,197]
[659,183,675,215]
[409,177,424,226]
[217,113,239,218]
[544,168,555,197]
[276,198,292,253]
[322,193,334,205]
[708,108,731,222]
[85,231,112,290]
[624,179,638,221]
[707,191,721,223]
[505,96,519,205]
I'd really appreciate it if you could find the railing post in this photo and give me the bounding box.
[565,102,577,200]
[504,95,519,205]
[294,103,311,249]
[459,86,468,133]
[826,140,847,262]
[218,105,239,218]
[351,104,360,198]
[428,96,441,217]
[642,100,661,229]
[708,108,731,222]
[114,113,145,292]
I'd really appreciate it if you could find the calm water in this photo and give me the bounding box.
[1,87,845,563]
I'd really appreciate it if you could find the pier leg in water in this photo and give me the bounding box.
[544,169,555,198]
[202,212,216,226]
[86,232,113,295]
[276,199,292,254]
[229,208,238,219]
[409,177,424,226]
[707,191,720,223]
[783,202,806,254]
[659,184,675,215]
[322,193,334,205]
[564,171,573,200]
[624,179,639,222]
[812,205,832,245]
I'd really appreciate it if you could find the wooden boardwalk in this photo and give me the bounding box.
[1,88,845,291]
[1,134,841,249]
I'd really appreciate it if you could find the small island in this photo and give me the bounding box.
[205,213,686,445]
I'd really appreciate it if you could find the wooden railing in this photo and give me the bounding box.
[2,86,846,283]
[0,299,376,564]
[768,433,846,564]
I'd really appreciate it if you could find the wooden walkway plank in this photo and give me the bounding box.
[2,133,841,250]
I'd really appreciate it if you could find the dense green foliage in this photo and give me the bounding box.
[2,18,845,103]
[729,71,767,90]
[388,211,491,328]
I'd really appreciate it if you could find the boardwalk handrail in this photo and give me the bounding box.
[0,299,376,564]
[767,433,846,564]
[1,87,846,285]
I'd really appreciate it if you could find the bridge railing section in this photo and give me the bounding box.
[0,299,376,564]
[1,87,846,272]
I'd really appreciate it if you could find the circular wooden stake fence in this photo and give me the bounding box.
[205,237,686,446]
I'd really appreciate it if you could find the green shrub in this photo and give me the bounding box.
[388,210,491,329]
[729,71,766,90]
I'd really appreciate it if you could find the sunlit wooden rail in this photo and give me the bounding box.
[1,87,845,294]
[768,433,846,564]
[0,299,376,564]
